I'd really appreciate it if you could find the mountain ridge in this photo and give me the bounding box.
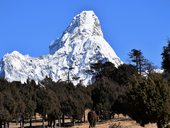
[0,10,122,85]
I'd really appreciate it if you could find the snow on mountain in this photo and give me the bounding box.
[0,10,122,85]
[154,69,164,74]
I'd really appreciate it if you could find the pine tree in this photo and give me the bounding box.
[115,64,137,86]
[161,40,170,74]
[127,73,170,128]
[91,77,122,120]
[129,49,144,74]
[129,49,154,75]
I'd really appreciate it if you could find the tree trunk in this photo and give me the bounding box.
[7,122,9,128]
[84,110,86,122]
[42,117,45,128]
[62,114,65,127]
[4,122,6,128]
[30,116,32,128]
[139,62,142,75]
[157,121,163,128]
[20,121,24,128]
[21,115,24,128]
[34,112,36,120]
[54,120,57,128]
[58,115,61,127]
[72,117,75,126]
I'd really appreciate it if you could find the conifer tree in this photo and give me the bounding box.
[161,40,170,74]
[91,77,121,120]
[129,49,154,75]
[127,73,170,128]
[129,49,144,74]
[115,64,137,86]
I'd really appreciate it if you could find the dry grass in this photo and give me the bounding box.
[9,114,157,128]
[73,114,157,128]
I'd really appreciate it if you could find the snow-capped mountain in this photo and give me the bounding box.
[0,11,122,85]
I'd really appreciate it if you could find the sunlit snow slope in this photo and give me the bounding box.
[0,11,122,85]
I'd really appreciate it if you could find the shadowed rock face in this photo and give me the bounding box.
[88,111,97,128]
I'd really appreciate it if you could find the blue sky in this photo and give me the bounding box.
[0,1,170,67]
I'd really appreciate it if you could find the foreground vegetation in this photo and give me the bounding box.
[1,41,170,128]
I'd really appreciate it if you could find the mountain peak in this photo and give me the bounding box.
[7,51,21,56]
[66,10,103,37]
[49,10,103,54]
[0,10,122,86]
